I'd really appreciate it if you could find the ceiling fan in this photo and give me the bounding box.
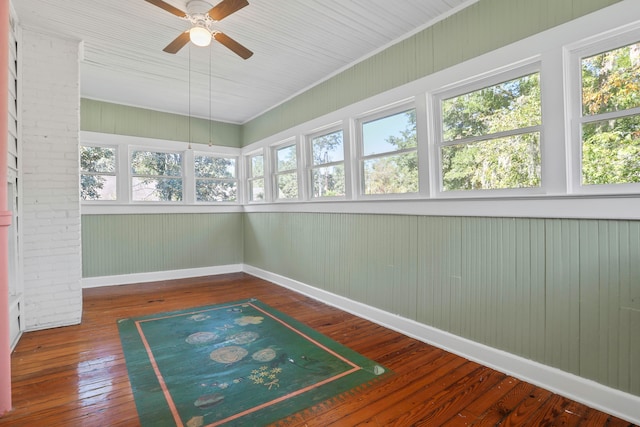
[145,0,253,59]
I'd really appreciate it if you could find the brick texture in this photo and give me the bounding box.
[20,30,82,330]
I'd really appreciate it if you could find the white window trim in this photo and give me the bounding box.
[272,138,301,202]
[354,100,421,200]
[565,23,640,196]
[306,123,347,201]
[246,149,266,204]
[81,131,243,214]
[432,62,545,198]
[80,143,119,202]
[129,145,185,204]
[192,151,240,204]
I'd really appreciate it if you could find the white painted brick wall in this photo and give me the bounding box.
[20,29,82,330]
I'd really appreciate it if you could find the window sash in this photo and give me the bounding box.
[434,68,542,194]
[570,32,640,193]
[80,145,118,201]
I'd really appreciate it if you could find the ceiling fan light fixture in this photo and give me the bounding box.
[189,26,211,47]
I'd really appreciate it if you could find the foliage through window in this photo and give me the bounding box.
[248,153,264,201]
[131,150,183,201]
[274,143,298,200]
[80,145,117,200]
[439,72,541,191]
[194,154,237,202]
[310,129,345,198]
[580,41,640,186]
[361,109,418,195]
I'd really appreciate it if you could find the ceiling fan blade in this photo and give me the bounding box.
[213,32,253,59]
[163,31,191,54]
[144,0,187,17]
[208,0,249,21]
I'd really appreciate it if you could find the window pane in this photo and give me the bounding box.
[582,114,640,185]
[276,145,297,172]
[81,146,115,173]
[312,130,344,165]
[81,175,116,200]
[363,152,418,194]
[312,165,345,197]
[251,155,264,178]
[196,179,237,202]
[249,178,265,201]
[362,109,416,156]
[582,42,640,116]
[195,155,236,178]
[276,172,298,199]
[441,133,541,191]
[442,73,540,141]
[131,151,182,176]
[132,177,183,201]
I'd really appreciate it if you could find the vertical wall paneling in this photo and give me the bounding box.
[620,221,640,394]
[80,99,242,148]
[81,213,243,277]
[544,219,580,374]
[578,220,601,381]
[242,212,640,397]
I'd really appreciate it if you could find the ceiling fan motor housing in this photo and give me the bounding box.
[186,0,215,18]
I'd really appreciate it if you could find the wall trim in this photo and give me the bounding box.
[81,264,243,289]
[243,264,640,425]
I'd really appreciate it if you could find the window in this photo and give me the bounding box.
[194,154,237,202]
[131,150,183,202]
[437,71,541,192]
[579,41,640,187]
[309,129,345,198]
[274,143,298,200]
[80,145,117,200]
[360,108,418,195]
[247,152,265,201]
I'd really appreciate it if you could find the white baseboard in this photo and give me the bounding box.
[243,264,640,425]
[81,264,243,288]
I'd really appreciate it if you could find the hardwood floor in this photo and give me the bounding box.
[1,273,635,426]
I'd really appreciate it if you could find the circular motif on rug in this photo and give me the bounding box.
[252,348,276,362]
[373,365,386,375]
[193,393,224,409]
[210,345,248,364]
[227,331,259,345]
[185,331,218,345]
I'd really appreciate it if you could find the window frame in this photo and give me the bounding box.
[129,146,185,203]
[193,152,239,204]
[246,149,266,203]
[567,27,640,195]
[355,102,420,199]
[432,62,544,198]
[80,131,242,213]
[306,124,347,200]
[272,139,301,201]
[80,143,119,202]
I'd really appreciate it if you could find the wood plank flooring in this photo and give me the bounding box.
[1,273,636,426]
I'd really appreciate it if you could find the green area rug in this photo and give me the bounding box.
[118,299,390,426]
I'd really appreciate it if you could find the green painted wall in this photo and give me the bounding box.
[241,0,621,145]
[81,99,242,148]
[243,212,640,396]
[81,213,243,277]
[77,0,637,400]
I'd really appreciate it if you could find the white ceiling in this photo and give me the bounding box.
[13,0,473,124]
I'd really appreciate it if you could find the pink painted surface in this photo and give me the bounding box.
[0,0,13,415]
